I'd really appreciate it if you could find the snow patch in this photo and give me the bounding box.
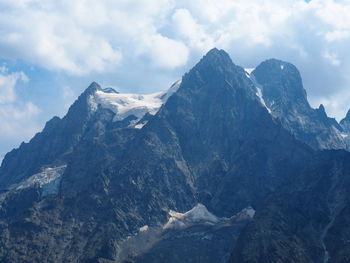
[88,95,98,111]
[163,204,255,230]
[256,87,272,114]
[232,206,256,221]
[164,204,218,230]
[93,80,181,123]
[340,133,348,139]
[16,165,66,195]
[245,68,255,75]
[249,74,272,114]
[139,225,149,232]
[134,122,147,129]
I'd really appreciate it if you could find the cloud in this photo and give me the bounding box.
[0,69,28,103]
[0,102,40,137]
[0,67,40,140]
[172,8,214,52]
[1,0,350,123]
[0,0,189,74]
[139,34,189,68]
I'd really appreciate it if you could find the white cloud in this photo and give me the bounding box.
[0,68,40,139]
[0,70,28,103]
[1,0,350,122]
[172,8,214,52]
[0,102,40,137]
[0,0,188,74]
[139,34,189,68]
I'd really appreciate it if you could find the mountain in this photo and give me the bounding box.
[0,48,349,263]
[0,80,181,190]
[248,59,347,150]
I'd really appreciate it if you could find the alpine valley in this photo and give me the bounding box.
[1,48,350,263]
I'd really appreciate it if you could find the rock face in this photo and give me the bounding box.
[230,150,350,263]
[0,48,349,263]
[251,59,347,150]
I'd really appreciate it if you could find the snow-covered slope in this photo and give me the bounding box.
[163,204,255,230]
[245,68,272,114]
[91,80,181,122]
[164,204,219,229]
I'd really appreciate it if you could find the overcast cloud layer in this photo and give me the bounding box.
[1,0,350,159]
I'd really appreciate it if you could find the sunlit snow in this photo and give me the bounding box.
[341,133,348,138]
[139,225,149,232]
[163,204,255,230]
[93,80,181,123]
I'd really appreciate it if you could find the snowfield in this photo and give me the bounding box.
[92,80,181,122]
[163,203,255,230]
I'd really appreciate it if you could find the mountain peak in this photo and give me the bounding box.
[340,109,350,127]
[317,104,326,116]
[198,48,234,68]
[256,58,300,76]
[253,58,308,105]
[84,81,102,95]
[345,109,350,120]
[205,47,228,58]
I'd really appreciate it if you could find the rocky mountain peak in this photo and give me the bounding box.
[200,48,233,66]
[341,109,350,123]
[317,104,327,118]
[340,109,350,132]
[85,81,102,94]
[179,48,253,99]
[252,58,308,107]
[188,48,245,79]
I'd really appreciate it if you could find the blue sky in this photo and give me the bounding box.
[1,0,350,160]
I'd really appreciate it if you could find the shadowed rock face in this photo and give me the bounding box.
[230,150,350,263]
[0,48,349,263]
[252,59,346,150]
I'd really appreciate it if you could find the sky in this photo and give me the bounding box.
[1,0,350,160]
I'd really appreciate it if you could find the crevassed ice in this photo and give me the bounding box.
[16,165,66,195]
[93,80,181,122]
